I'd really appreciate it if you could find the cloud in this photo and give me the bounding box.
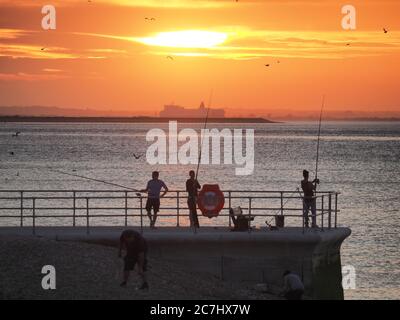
[0,72,68,81]
[0,44,81,59]
[74,28,400,60]
[0,0,234,8]
[42,68,63,72]
[0,29,31,40]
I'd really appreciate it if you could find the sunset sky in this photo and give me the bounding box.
[0,0,400,118]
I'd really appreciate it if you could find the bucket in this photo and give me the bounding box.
[275,215,285,228]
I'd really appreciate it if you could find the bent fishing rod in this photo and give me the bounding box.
[48,168,141,193]
[314,95,325,191]
[195,89,213,181]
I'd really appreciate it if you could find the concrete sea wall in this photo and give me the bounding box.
[0,226,351,299]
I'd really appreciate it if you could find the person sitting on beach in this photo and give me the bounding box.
[186,170,201,228]
[281,270,305,300]
[140,171,168,228]
[301,170,319,228]
[118,229,148,289]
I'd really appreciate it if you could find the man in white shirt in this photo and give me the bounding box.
[282,270,305,300]
[140,171,168,228]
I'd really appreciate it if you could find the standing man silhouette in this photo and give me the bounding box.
[186,170,201,228]
[141,171,168,228]
[301,170,319,228]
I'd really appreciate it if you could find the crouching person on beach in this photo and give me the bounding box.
[118,229,149,290]
[281,270,304,300]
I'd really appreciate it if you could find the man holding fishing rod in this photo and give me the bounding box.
[140,171,168,228]
[301,170,319,228]
[186,170,201,228]
[301,95,324,229]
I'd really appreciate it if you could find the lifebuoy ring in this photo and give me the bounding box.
[197,184,225,218]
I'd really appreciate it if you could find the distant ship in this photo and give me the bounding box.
[159,101,225,118]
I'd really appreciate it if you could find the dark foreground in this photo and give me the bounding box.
[0,235,276,300]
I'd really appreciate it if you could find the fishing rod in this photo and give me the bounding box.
[195,90,213,180]
[265,188,302,228]
[48,169,141,193]
[314,95,325,188]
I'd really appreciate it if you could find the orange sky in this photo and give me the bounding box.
[0,0,400,118]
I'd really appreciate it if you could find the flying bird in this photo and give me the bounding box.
[265,64,270,67]
[41,47,46,51]
[145,17,156,21]
[12,131,21,137]
[383,28,388,34]
[166,55,174,60]
[133,153,142,160]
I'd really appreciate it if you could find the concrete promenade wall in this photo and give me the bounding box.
[0,226,351,299]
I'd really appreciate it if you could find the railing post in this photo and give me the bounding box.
[248,197,252,233]
[86,197,90,235]
[321,195,324,231]
[176,191,180,227]
[228,191,232,227]
[335,193,338,228]
[140,196,143,234]
[20,191,23,227]
[124,191,128,227]
[280,192,284,215]
[32,197,36,235]
[73,191,76,227]
[328,193,332,229]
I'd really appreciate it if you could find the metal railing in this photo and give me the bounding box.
[0,190,340,234]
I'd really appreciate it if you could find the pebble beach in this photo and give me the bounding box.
[0,235,276,300]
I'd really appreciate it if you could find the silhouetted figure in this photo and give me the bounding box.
[229,206,254,231]
[186,170,201,228]
[140,171,168,228]
[118,229,148,289]
[301,170,319,228]
[281,270,304,300]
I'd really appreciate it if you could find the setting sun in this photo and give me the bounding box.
[135,30,228,48]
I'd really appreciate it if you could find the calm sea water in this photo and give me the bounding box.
[0,121,399,300]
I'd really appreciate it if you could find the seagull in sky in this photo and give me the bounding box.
[167,55,174,60]
[383,28,388,34]
[133,153,142,160]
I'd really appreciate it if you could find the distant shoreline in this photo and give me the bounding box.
[0,116,277,124]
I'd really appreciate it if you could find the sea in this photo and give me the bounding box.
[0,121,399,300]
